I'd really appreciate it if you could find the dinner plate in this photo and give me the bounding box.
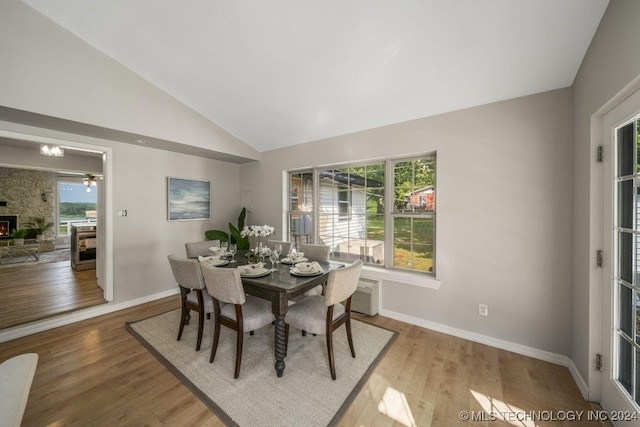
[281,257,308,265]
[290,267,324,277]
[239,267,271,277]
[205,258,229,267]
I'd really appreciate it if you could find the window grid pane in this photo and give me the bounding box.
[317,163,386,266]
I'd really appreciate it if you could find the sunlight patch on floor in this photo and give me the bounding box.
[377,386,417,427]
[470,389,538,427]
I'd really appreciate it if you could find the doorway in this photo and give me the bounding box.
[0,130,113,330]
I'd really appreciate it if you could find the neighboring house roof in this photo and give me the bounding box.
[409,186,434,195]
[319,171,383,188]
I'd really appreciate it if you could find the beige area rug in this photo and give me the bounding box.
[126,309,397,427]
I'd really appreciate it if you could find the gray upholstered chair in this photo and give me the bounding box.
[167,254,215,351]
[200,262,275,378]
[185,240,220,259]
[299,243,330,262]
[298,243,331,297]
[267,239,291,258]
[285,259,363,380]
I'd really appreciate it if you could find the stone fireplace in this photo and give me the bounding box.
[0,215,18,240]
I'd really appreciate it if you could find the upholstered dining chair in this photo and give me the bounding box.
[267,239,291,258]
[298,243,331,297]
[200,262,275,378]
[284,259,363,380]
[185,240,220,259]
[167,254,215,351]
[298,243,330,262]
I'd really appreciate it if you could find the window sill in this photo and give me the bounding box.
[361,266,441,290]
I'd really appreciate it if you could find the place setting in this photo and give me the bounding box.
[197,254,229,267]
[280,250,308,265]
[237,262,271,278]
[289,260,324,277]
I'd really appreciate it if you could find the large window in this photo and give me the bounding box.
[58,181,97,236]
[288,154,436,275]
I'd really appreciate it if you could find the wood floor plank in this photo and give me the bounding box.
[0,259,105,329]
[0,296,611,427]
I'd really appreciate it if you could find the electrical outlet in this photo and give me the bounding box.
[479,303,489,317]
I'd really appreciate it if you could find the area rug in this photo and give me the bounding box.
[0,248,70,268]
[126,309,397,426]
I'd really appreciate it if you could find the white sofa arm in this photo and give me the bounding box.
[0,353,39,427]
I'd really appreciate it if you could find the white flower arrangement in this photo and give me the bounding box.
[240,225,275,238]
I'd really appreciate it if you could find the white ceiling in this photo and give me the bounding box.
[21,0,609,152]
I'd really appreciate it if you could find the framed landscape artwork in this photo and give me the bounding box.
[167,177,211,221]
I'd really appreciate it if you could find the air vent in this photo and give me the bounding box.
[352,278,380,316]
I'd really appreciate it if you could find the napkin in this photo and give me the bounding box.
[284,252,306,263]
[198,255,220,263]
[209,246,222,253]
[238,262,265,275]
[294,261,322,274]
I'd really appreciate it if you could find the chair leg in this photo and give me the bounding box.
[345,314,355,358]
[177,305,188,341]
[327,305,337,380]
[234,304,244,379]
[234,329,244,379]
[195,308,204,351]
[326,330,336,380]
[209,317,221,363]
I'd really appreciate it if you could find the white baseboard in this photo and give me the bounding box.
[380,308,589,396]
[567,358,590,400]
[0,288,180,343]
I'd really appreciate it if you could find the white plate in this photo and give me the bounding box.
[205,258,229,267]
[290,267,324,277]
[239,267,271,277]
[281,257,308,265]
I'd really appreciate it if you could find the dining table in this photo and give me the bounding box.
[222,256,344,377]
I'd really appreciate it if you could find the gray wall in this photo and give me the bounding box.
[241,88,574,356]
[572,0,640,392]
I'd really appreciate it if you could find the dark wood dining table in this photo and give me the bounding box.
[225,257,344,377]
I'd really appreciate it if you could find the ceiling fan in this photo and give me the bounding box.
[82,173,102,192]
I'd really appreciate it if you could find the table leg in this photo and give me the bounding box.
[272,293,289,377]
[274,315,286,377]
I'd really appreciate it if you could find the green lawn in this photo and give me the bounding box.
[367,215,433,272]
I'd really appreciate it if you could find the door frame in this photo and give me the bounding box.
[0,127,113,302]
[595,78,640,416]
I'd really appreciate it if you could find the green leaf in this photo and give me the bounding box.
[204,230,229,242]
[238,207,246,230]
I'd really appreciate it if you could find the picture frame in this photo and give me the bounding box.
[167,177,211,221]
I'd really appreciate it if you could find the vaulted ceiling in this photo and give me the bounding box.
[21,0,609,152]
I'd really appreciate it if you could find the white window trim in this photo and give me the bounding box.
[361,265,441,289]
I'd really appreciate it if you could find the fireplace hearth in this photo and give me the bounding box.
[0,215,18,239]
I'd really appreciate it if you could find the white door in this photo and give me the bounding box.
[602,88,640,425]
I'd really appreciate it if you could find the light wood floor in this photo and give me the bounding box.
[0,296,611,427]
[0,260,105,330]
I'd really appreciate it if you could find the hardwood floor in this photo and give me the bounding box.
[0,260,105,330]
[0,296,611,427]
